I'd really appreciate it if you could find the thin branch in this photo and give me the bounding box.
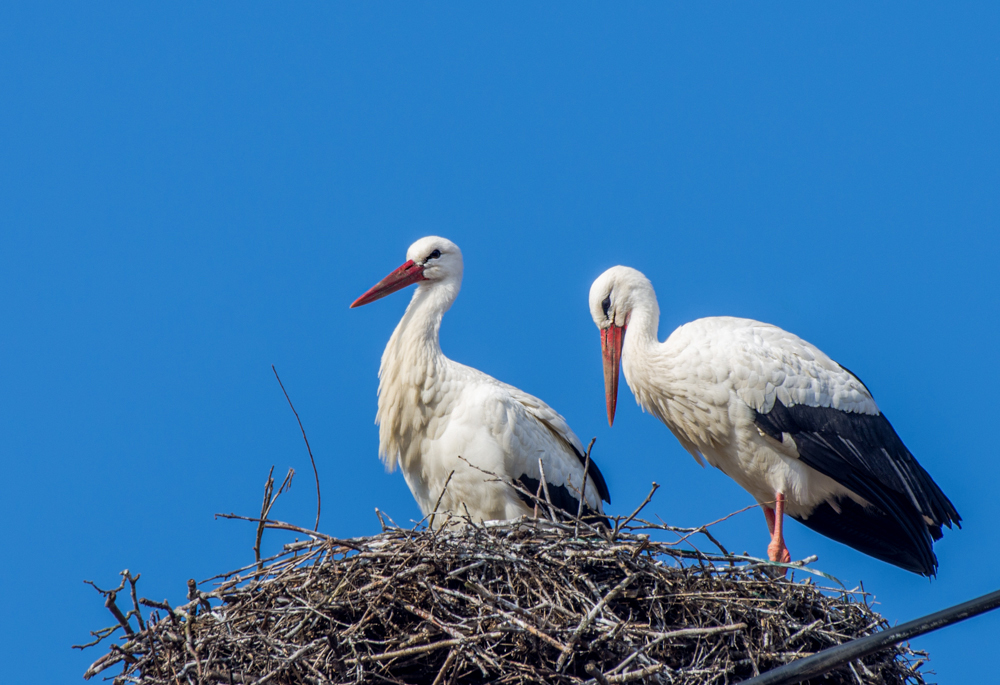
[272,364,322,532]
[251,466,297,577]
[537,458,558,522]
[575,437,596,536]
[613,482,660,538]
[216,512,337,543]
[428,470,455,530]
[255,466,275,573]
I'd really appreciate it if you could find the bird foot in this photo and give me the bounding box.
[767,542,792,564]
[767,541,792,578]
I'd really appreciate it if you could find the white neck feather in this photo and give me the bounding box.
[620,284,724,454]
[621,288,662,402]
[375,278,460,471]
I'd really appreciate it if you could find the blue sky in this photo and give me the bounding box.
[2,3,999,682]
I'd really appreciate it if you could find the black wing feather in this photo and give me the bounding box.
[515,475,610,528]
[754,398,960,576]
[795,498,933,575]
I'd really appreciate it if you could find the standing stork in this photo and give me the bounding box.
[350,236,610,527]
[589,265,960,575]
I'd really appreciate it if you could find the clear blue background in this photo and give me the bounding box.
[2,4,998,682]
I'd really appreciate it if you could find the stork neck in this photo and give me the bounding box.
[622,298,660,357]
[386,279,459,365]
[619,290,664,410]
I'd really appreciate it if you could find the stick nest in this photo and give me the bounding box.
[80,514,928,685]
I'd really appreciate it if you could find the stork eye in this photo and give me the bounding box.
[601,296,611,318]
[427,249,442,261]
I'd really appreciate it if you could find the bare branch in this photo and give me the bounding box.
[272,364,322,532]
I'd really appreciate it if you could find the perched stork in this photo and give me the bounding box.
[589,266,960,575]
[350,236,610,527]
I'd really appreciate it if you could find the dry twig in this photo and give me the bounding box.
[272,364,322,531]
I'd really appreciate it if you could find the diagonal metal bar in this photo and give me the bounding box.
[738,588,1000,685]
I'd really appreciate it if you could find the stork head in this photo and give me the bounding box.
[350,236,463,308]
[588,266,656,426]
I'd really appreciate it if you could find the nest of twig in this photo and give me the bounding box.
[79,502,928,685]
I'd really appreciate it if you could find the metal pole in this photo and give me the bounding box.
[737,588,1000,685]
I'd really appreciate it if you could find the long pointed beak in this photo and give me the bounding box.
[350,259,426,308]
[601,324,626,426]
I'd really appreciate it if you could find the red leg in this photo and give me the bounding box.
[766,493,791,565]
[763,505,776,535]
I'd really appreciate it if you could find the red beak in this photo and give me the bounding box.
[350,259,426,308]
[601,325,626,426]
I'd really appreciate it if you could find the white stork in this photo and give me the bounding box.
[589,266,960,575]
[350,236,610,527]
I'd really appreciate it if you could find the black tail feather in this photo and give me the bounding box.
[794,497,938,576]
